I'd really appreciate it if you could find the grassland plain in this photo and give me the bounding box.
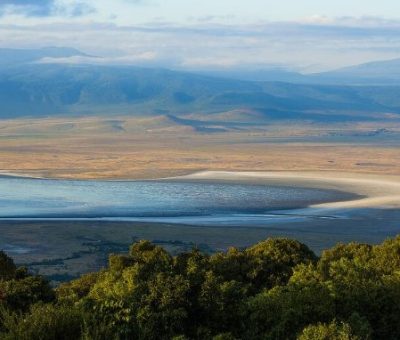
[0,115,400,179]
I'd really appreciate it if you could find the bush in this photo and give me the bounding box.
[0,251,16,281]
[2,237,400,339]
[0,275,54,312]
[0,303,82,340]
[298,320,369,340]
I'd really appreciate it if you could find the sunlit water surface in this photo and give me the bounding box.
[0,177,356,222]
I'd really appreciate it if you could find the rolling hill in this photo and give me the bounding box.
[1,63,400,123]
[0,46,400,123]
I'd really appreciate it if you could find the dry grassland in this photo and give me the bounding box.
[0,116,399,179]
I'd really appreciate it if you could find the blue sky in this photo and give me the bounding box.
[0,0,400,72]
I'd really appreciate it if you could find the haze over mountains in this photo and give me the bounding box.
[311,58,400,85]
[0,47,89,69]
[198,59,400,85]
[1,47,400,125]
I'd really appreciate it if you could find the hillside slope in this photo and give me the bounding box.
[1,64,400,122]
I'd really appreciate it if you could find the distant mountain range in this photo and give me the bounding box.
[2,46,400,85]
[309,58,400,85]
[0,47,89,68]
[0,47,400,123]
[197,59,400,85]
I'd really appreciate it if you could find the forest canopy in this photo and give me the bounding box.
[2,236,400,339]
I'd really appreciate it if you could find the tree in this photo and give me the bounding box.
[129,240,173,280]
[57,272,99,303]
[3,236,400,339]
[0,276,54,312]
[209,247,252,284]
[198,271,247,336]
[372,236,400,274]
[298,319,370,340]
[246,278,335,340]
[0,251,16,281]
[136,273,190,340]
[246,238,317,289]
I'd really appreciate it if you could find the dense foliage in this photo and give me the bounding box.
[1,236,400,339]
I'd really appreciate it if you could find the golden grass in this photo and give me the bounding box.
[0,116,399,179]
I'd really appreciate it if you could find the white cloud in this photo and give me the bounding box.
[1,14,400,72]
[37,51,159,65]
[300,15,400,28]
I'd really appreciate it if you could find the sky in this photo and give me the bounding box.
[0,0,400,72]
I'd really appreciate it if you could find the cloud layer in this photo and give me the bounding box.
[0,0,95,17]
[0,1,399,72]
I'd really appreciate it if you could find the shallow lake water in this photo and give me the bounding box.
[0,177,356,220]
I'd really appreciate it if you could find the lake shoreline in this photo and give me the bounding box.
[172,171,400,210]
[1,169,400,211]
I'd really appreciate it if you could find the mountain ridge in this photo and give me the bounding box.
[0,63,400,122]
[1,48,400,123]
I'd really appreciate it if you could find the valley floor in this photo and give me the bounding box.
[1,207,400,283]
[1,170,400,282]
[0,116,400,179]
[1,116,400,282]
